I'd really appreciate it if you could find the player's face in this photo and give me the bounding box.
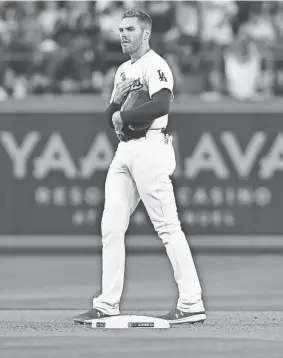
[119,17,144,54]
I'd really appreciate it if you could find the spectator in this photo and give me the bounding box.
[1,3,35,99]
[200,1,236,46]
[38,1,98,94]
[144,1,175,56]
[224,31,261,100]
[96,1,128,98]
[162,1,202,93]
[199,1,237,99]
[241,3,276,96]
[266,1,283,94]
[37,1,62,37]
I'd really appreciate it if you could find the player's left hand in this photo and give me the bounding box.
[112,111,123,133]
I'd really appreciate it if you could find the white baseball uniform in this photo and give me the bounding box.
[92,49,204,314]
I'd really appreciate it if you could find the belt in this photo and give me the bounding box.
[120,128,166,142]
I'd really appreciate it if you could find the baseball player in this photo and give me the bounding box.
[74,9,206,325]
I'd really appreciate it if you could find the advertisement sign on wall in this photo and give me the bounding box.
[0,112,282,235]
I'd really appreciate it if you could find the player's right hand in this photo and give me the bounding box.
[113,78,135,104]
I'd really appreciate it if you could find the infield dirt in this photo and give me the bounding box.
[1,253,282,357]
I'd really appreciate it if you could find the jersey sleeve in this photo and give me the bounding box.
[144,58,174,100]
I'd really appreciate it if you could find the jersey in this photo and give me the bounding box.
[110,49,174,130]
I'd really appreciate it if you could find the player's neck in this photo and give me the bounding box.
[130,46,151,64]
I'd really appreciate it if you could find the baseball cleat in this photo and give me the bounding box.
[158,308,206,324]
[73,308,117,325]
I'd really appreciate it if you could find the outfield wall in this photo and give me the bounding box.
[1,108,283,235]
[0,96,283,251]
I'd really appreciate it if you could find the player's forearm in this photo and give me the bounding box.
[120,93,170,125]
[105,102,122,128]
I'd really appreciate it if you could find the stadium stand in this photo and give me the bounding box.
[0,0,282,100]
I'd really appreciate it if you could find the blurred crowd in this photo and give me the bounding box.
[0,0,283,101]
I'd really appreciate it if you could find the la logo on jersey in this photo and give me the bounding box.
[158,70,167,82]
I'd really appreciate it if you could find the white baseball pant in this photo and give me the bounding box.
[92,131,204,314]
